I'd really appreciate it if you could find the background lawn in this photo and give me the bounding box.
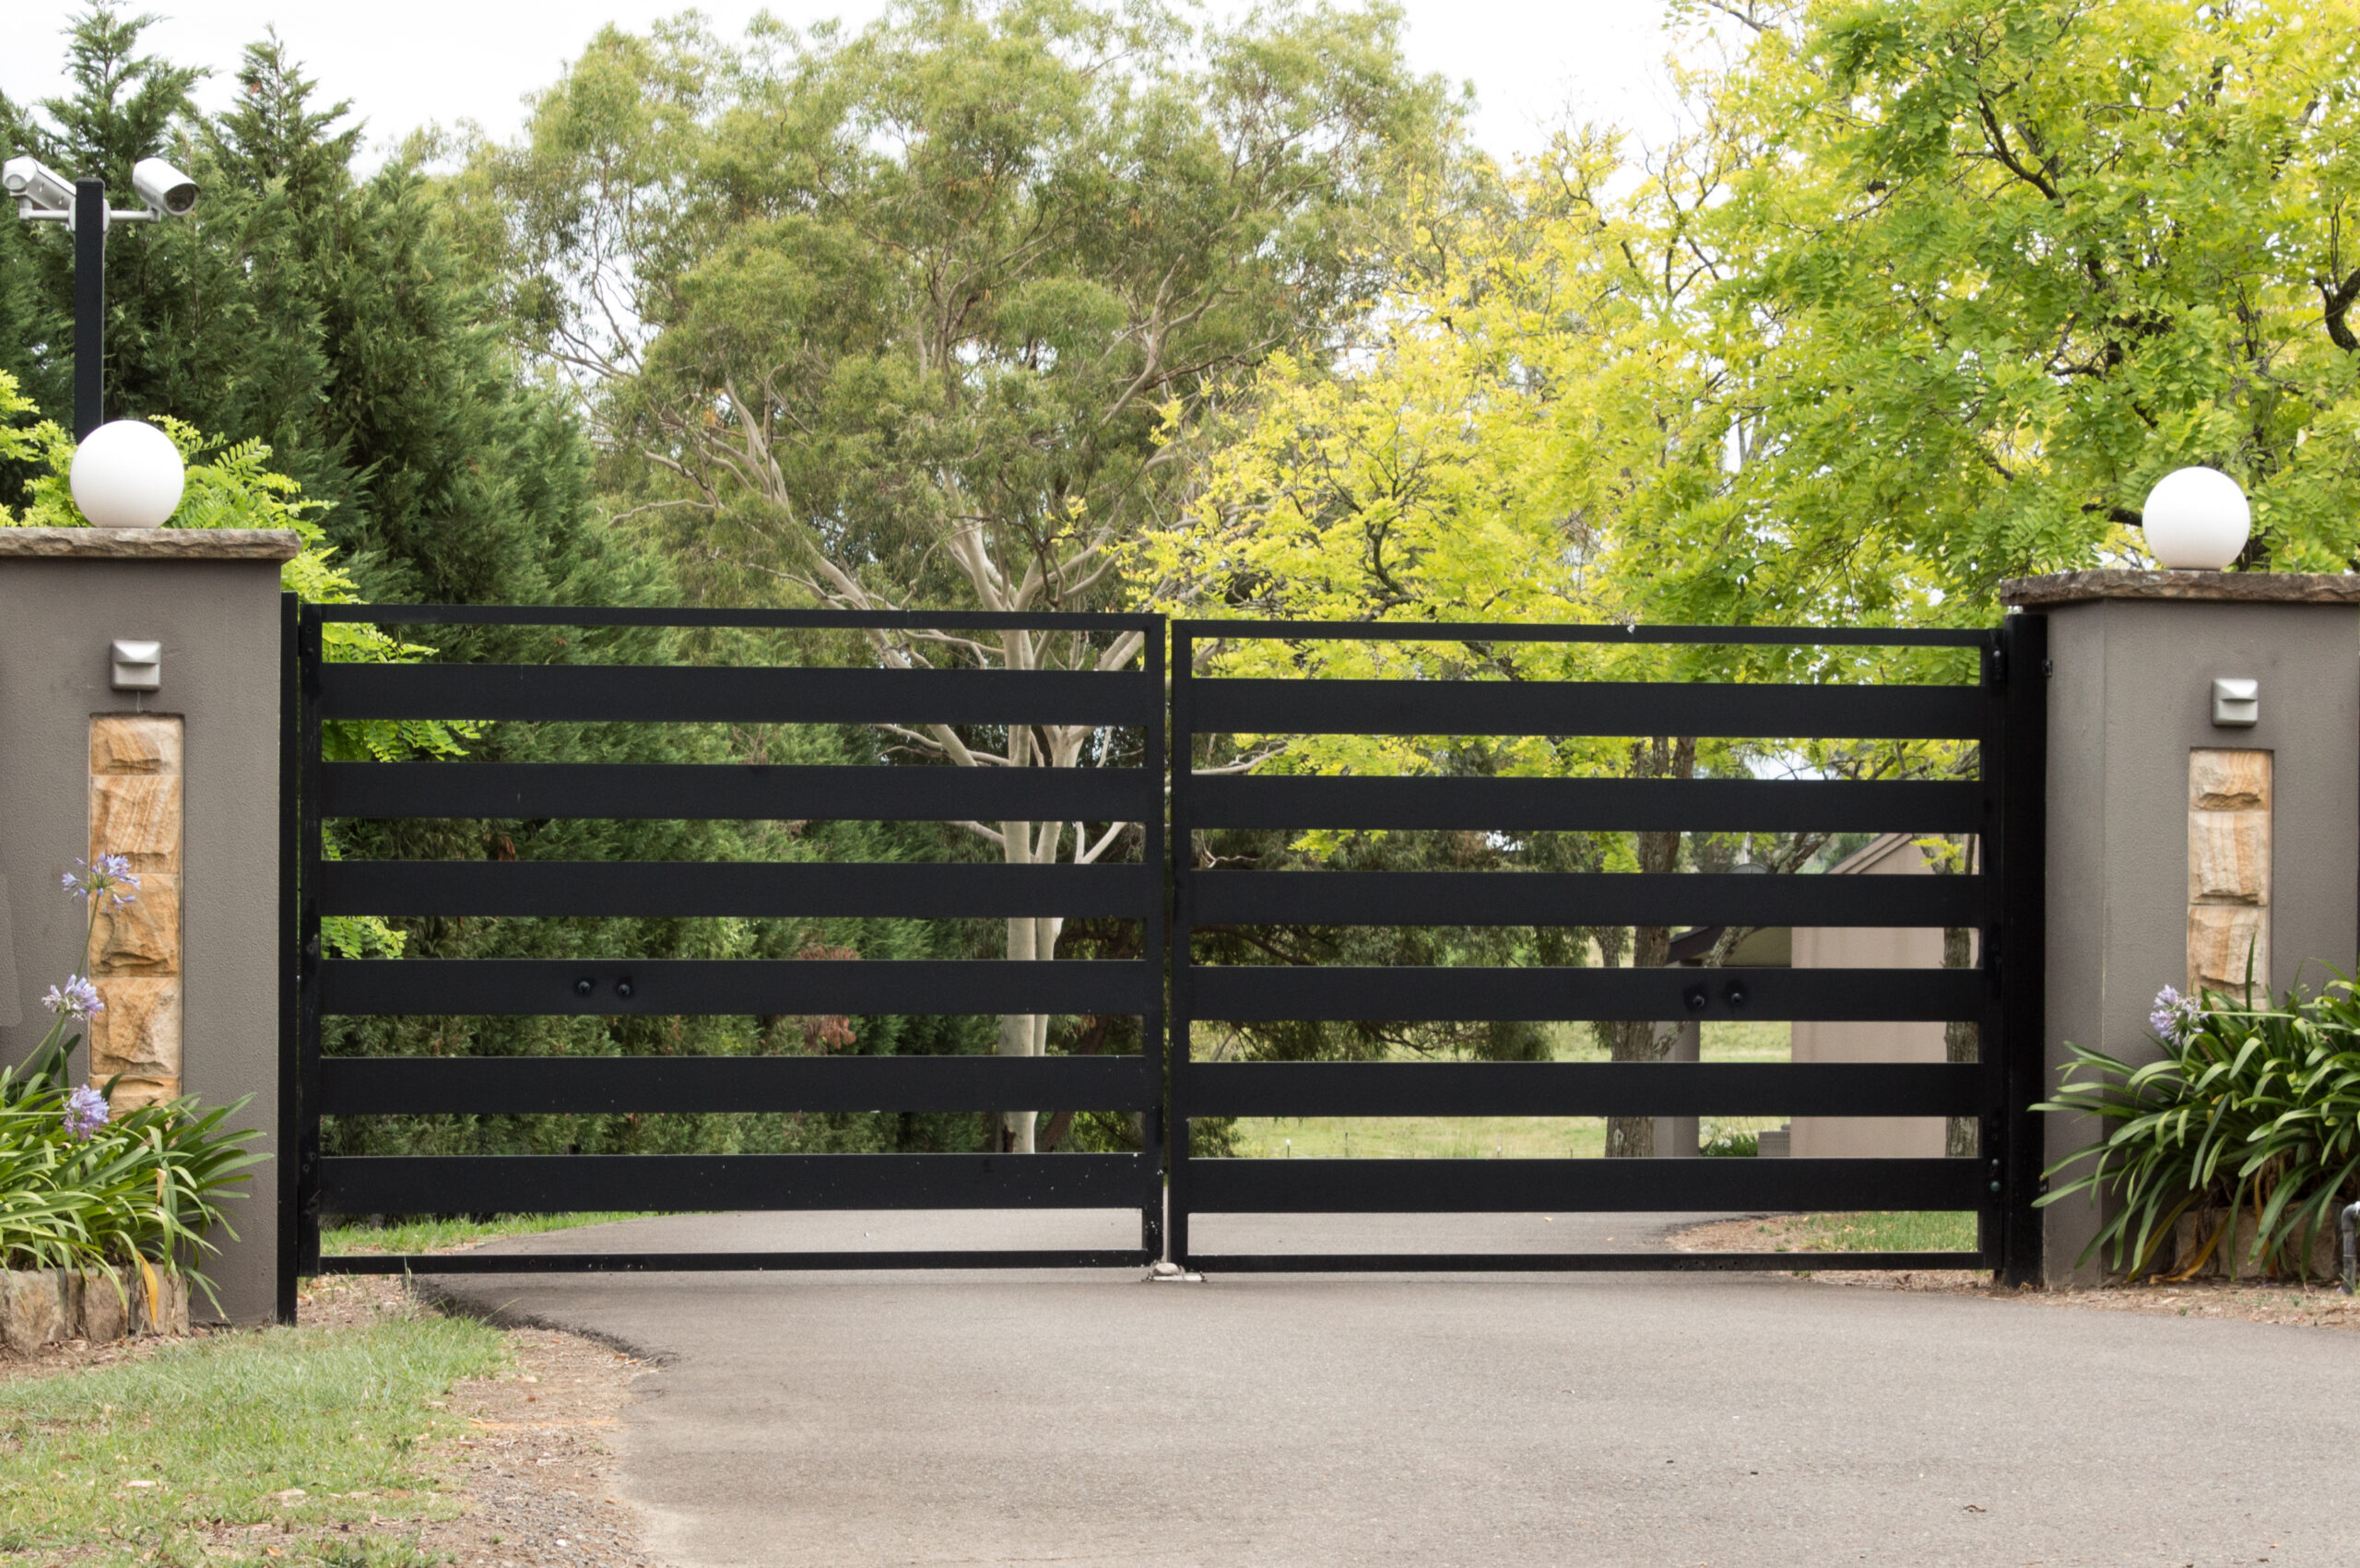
[0,1303,505,1566]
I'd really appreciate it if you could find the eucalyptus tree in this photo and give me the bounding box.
[458,0,1463,1147]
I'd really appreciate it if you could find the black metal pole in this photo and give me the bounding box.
[73,177,106,440]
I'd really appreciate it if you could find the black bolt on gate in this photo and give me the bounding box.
[1166,618,2047,1279]
[285,604,1164,1304]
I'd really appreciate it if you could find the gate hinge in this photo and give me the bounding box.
[1985,647,2007,689]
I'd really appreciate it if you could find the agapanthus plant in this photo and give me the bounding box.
[12,859,140,1102]
[2039,976,2360,1281]
[0,852,258,1303]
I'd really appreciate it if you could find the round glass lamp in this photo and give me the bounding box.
[70,420,185,528]
[2141,466,2250,570]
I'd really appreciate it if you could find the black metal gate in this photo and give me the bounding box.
[282,604,2048,1306]
[1166,618,2047,1280]
[285,605,1164,1310]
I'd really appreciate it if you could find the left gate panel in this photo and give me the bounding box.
[289,606,1165,1287]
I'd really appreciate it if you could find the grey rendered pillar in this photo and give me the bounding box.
[2000,571,2360,1286]
[0,529,301,1323]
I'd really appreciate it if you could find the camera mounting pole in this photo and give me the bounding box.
[6,154,196,440]
[75,178,105,439]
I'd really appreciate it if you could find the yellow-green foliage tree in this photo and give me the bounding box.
[1698,0,2360,606]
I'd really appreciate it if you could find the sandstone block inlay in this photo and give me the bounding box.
[88,774,183,874]
[2188,749,2272,997]
[89,715,183,1103]
[88,714,183,775]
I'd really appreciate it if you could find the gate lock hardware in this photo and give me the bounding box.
[1681,981,1753,1013]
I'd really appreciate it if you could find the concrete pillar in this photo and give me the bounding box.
[2000,570,2360,1286]
[1652,1018,1699,1157]
[0,528,299,1324]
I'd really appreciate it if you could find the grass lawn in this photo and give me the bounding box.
[0,1306,506,1566]
[1226,1020,1798,1160]
[1736,1210,1980,1253]
[321,1211,653,1256]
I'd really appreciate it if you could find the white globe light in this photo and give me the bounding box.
[2141,466,2250,571]
[69,420,186,529]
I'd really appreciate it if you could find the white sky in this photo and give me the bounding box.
[0,0,1692,168]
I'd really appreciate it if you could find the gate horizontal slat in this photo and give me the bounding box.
[1185,964,1979,1022]
[322,762,1150,821]
[1184,1156,1981,1213]
[1173,618,1992,648]
[318,1153,1145,1213]
[1188,775,1981,831]
[1192,679,1981,739]
[1188,870,1981,927]
[1180,1061,1977,1117]
[320,1054,1155,1115]
[317,664,1156,725]
[319,959,1156,1016]
[320,861,1154,918]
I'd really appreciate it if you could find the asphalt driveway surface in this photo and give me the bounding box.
[426,1210,2360,1567]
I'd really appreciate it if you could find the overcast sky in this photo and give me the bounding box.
[1,1,1692,168]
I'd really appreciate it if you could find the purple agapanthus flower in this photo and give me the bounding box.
[64,1084,110,1140]
[64,855,139,905]
[41,974,103,1021]
[2149,984,2203,1043]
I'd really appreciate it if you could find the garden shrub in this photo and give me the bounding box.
[2038,979,2360,1280]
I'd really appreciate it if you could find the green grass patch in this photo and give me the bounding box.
[0,1312,504,1565]
[1229,1115,1610,1160]
[321,1211,653,1256]
[1770,1210,1978,1253]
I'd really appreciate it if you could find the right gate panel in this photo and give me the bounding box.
[1167,618,2042,1279]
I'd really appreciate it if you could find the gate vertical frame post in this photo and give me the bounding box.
[1975,630,2005,1273]
[294,605,325,1279]
[1140,616,1167,1260]
[1167,625,1195,1268]
[1995,612,2048,1285]
[276,592,301,1323]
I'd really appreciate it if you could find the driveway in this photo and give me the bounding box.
[427,1210,2360,1567]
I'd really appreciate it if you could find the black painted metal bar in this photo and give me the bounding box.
[313,606,1161,631]
[1168,625,1198,1267]
[1184,1251,1984,1273]
[276,593,301,1323]
[318,958,1156,1017]
[1140,622,1169,1260]
[321,761,1150,822]
[1185,965,1980,1023]
[1997,613,2049,1284]
[318,860,1153,919]
[296,607,325,1280]
[1185,1157,1981,1213]
[319,1053,1157,1116]
[1192,679,1982,740]
[1181,1062,1978,1118]
[317,1153,1145,1214]
[1189,775,1981,832]
[1186,869,1982,928]
[317,664,1155,725]
[1173,619,1995,648]
[321,1250,1150,1273]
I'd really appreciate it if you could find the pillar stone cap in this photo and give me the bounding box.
[0,527,301,562]
[2000,569,2360,607]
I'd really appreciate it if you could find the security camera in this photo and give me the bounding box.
[131,158,197,217]
[2,155,76,216]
